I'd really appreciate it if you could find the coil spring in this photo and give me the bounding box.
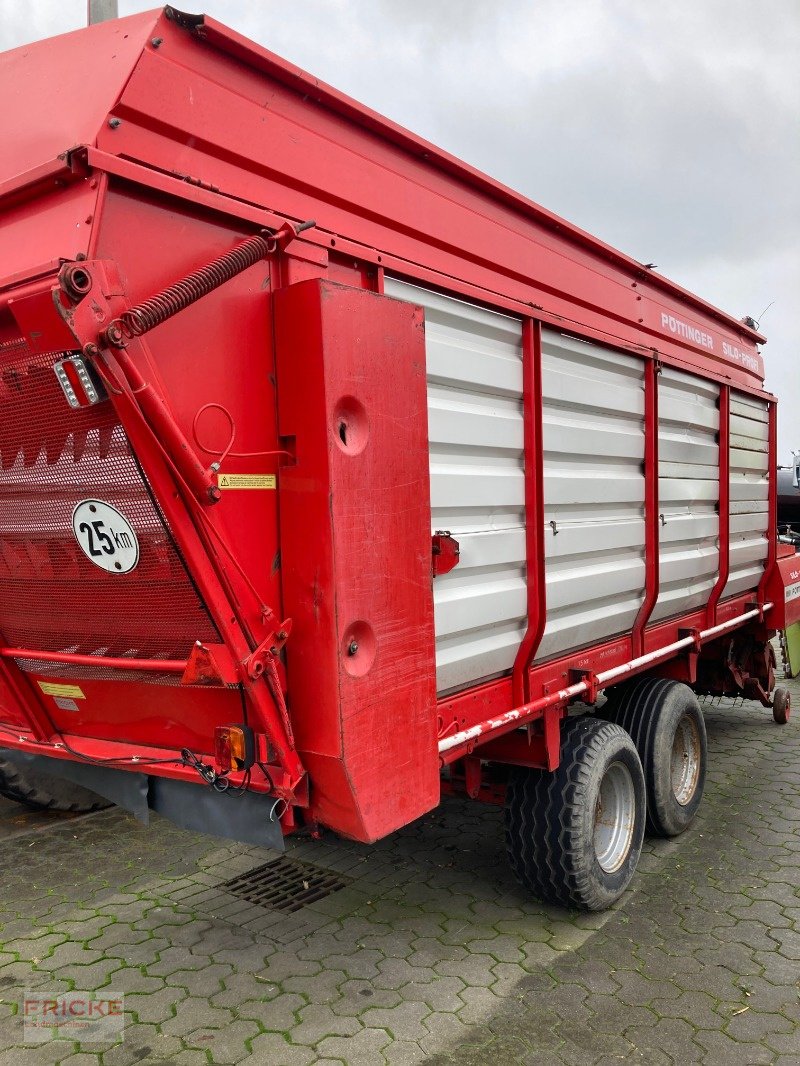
[108,232,276,341]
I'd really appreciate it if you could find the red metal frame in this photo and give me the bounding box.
[706,385,731,627]
[0,648,186,674]
[759,400,779,600]
[1,261,306,798]
[631,358,660,655]
[0,11,789,842]
[439,602,772,764]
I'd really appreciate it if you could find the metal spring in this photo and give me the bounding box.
[111,232,276,340]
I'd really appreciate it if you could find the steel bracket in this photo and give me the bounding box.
[243,620,292,681]
[180,641,239,686]
[678,628,702,653]
[569,668,599,704]
[463,756,482,799]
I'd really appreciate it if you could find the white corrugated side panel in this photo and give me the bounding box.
[723,391,769,598]
[384,278,527,693]
[650,368,720,623]
[536,331,646,662]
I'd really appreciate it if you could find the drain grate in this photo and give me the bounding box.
[220,856,351,913]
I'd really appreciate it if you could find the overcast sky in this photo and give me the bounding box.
[2,1,798,460]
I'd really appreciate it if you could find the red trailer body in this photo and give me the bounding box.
[0,8,795,907]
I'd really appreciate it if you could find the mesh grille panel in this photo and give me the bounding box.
[0,340,220,681]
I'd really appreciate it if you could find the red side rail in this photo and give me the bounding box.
[440,603,772,764]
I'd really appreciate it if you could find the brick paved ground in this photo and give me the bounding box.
[0,674,797,1065]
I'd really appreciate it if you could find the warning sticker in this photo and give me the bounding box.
[218,474,276,490]
[37,681,86,700]
[53,696,80,712]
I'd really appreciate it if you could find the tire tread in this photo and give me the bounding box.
[0,754,110,813]
[505,716,644,910]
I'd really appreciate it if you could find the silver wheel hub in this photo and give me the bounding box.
[671,715,701,806]
[593,761,636,873]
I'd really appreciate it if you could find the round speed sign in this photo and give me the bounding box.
[72,500,140,574]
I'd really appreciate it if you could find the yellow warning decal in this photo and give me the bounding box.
[37,681,86,700]
[218,474,276,490]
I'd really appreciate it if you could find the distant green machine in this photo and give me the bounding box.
[781,624,800,679]
[777,454,800,679]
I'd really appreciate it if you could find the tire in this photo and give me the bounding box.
[504,716,646,912]
[604,678,706,838]
[0,752,111,813]
[773,687,791,725]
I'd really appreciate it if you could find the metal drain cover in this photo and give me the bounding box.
[220,856,350,913]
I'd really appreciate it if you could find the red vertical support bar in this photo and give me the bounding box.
[758,398,778,605]
[706,384,730,628]
[512,319,546,704]
[631,358,659,656]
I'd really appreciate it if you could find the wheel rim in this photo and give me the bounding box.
[671,714,701,806]
[593,761,636,873]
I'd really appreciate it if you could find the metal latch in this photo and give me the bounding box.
[432,531,460,576]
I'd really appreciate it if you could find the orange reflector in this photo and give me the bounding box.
[214,724,255,771]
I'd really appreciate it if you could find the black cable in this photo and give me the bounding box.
[0,721,257,797]
[258,762,276,794]
[0,723,183,769]
[59,739,184,768]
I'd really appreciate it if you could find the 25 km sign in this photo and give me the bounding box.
[72,499,140,574]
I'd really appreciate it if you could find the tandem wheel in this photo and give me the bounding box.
[504,716,646,912]
[603,678,707,838]
[772,686,791,725]
[0,752,111,814]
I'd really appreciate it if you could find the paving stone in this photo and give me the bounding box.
[182,1017,260,1064]
[316,1026,392,1065]
[245,1032,316,1065]
[382,1039,428,1065]
[1,933,67,962]
[724,1005,797,1042]
[51,957,123,991]
[164,962,233,996]
[100,1026,178,1066]
[360,1000,431,1042]
[650,988,726,1030]
[763,1029,800,1056]
[692,1027,776,1064]
[291,1002,362,1045]
[159,996,235,1037]
[125,984,186,1024]
[434,953,496,988]
[329,981,402,1018]
[0,1042,74,1065]
[281,968,347,1004]
[397,975,465,1013]
[1,683,799,1066]
[234,990,306,1030]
